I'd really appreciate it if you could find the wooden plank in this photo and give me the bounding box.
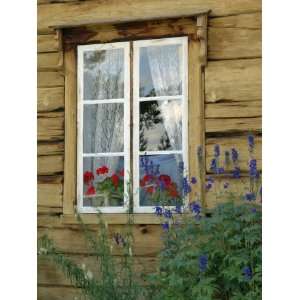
[38,71,64,88]
[38,141,64,156]
[205,117,261,133]
[38,155,64,175]
[38,0,261,32]
[37,225,164,256]
[38,286,82,300]
[205,176,259,208]
[188,38,205,201]
[205,100,261,118]
[37,112,64,141]
[38,52,63,71]
[38,175,63,184]
[38,183,63,207]
[63,49,77,215]
[208,27,261,59]
[64,18,197,47]
[209,12,261,29]
[37,34,60,53]
[38,87,64,112]
[206,136,262,172]
[38,255,157,286]
[205,58,261,103]
[37,206,63,214]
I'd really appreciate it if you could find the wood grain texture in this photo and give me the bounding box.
[38,225,163,256]
[38,87,64,112]
[37,112,64,141]
[38,0,261,31]
[38,52,63,71]
[38,34,60,53]
[38,141,64,156]
[205,58,261,103]
[205,100,261,118]
[206,136,262,172]
[209,12,261,29]
[38,286,82,300]
[205,117,261,133]
[208,27,261,59]
[38,71,64,87]
[37,206,63,214]
[38,155,64,175]
[38,183,63,207]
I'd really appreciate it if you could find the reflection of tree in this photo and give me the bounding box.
[139,83,182,98]
[158,132,171,150]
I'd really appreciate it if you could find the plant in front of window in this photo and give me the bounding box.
[84,165,124,207]
[38,214,148,300]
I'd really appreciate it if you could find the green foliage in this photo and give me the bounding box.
[38,214,147,300]
[148,202,262,300]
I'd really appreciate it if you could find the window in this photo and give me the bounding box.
[77,37,188,213]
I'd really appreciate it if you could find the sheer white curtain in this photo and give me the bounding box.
[146,45,182,151]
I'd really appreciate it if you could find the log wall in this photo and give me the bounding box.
[37,1,261,298]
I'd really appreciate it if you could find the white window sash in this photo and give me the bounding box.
[133,36,189,213]
[77,42,131,213]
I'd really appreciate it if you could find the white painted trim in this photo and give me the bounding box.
[133,36,189,213]
[77,42,130,214]
[139,150,182,156]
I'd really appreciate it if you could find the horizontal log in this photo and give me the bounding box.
[38,87,64,112]
[206,136,262,172]
[38,183,63,207]
[205,176,261,208]
[38,0,261,32]
[38,286,81,300]
[208,27,261,59]
[38,0,76,4]
[37,206,63,214]
[37,155,64,175]
[38,141,64,156]
[38,255,157,286]
[209,12,261,29]
[205,58,261,103]
[37,71,64,87]
[38,52,63,71]
[37,34,60,53]
[37,112,64,141]
[38,175,63,184]
[38,225,163,256]
[205,117,261,133]
[205,100,261,118]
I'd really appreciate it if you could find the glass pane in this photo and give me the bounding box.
[139,100,182,151]
[83,156,124,207]
[83,49,124,100]
[139,44,182,97]
[139,154,184,206]
[83,103,124,153]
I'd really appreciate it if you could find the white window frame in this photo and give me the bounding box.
[77,42,130,213]
[132,36,189,213]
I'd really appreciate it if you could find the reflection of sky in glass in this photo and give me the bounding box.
[139,154,183,206]
[139,100,182,151]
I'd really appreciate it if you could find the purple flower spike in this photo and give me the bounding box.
[191,177,197,184]
[248,135,255,151]
[245,192,256,201]
[199,255,208,272]
[214,145,220,158]
[231,148,239,163]
[242,266,252,281]
[162,222,169,231]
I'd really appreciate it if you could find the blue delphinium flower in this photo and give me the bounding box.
[183,177,192,195]
[163,209,172,219]
[245,192,256,201]
[205,182,212,191]
[210,158,217,173]
[174,204,182,214]
[214,145,220,158]
[190,201,201,214]
[249,159,257,178]
[191,177,197,184]
[199,255,208,272]
[162,222,169,231]
[242,266,252,281]
[251,208,257,213]
[231,148,239,163]
[154,206,163,216]
[248,134,255,152]
[223,182,229,189]
[207,176,214,183]
[232,166,241,179]
[216,167,225,174]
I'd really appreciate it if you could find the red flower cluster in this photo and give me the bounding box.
[84,171,94,185]
[96,165,109,175]
[86,185,96,196]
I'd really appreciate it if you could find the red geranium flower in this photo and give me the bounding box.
[146,186,155,194]
[96,165,109,175]
[159,174,172,187]
[167,183,180,198]
[84,171,94,185]
[86,185,96,196]
[111,174,119,189]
